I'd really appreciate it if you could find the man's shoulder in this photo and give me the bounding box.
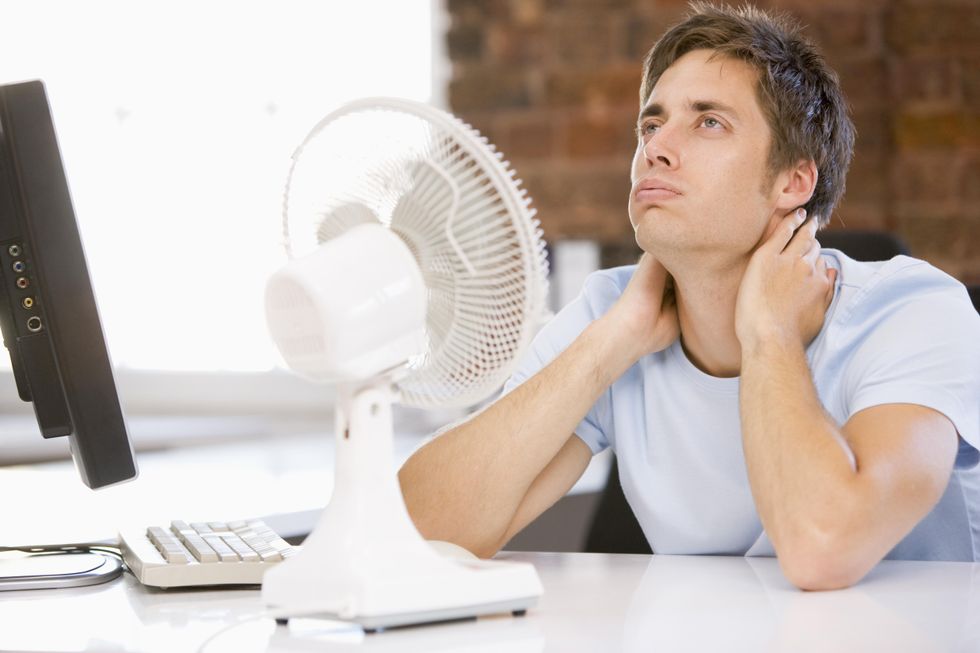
[826,251,974,327]
[576,264,637,310]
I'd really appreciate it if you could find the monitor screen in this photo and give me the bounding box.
[0,80,137,489]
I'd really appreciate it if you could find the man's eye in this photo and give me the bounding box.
[637,122,659,136]
[701,117,723,129]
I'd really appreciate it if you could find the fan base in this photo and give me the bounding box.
[261,381,543,630]
[268,567,538,632]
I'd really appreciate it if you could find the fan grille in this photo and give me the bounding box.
[282,99,549,408]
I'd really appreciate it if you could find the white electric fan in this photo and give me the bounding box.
[261,97,550,630]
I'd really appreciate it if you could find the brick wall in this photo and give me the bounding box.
[445,0,980,282]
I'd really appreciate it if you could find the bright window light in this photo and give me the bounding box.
[0,0,434,372]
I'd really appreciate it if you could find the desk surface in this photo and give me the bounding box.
[1,552,977,652]
[1,432,610,546]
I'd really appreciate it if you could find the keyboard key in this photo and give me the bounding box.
[257,548,282,562]
[222,535,260,562]
[146,527,193,564]
[191,522,214,535]
[170,520,194,535]
[182,534,220,563]
[201,534,239,562]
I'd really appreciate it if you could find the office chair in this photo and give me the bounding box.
[583,458,652,554]
[583,228,914,555]
[968,285,980,314]
[817,229,910,262]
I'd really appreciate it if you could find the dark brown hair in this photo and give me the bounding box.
[640,2,855,226]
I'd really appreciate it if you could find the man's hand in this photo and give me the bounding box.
[735,208,836,354]
[605,253,680,362]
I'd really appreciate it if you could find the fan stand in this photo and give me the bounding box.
[261,379,542,632]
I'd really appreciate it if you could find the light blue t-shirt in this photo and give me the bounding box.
[503,251,980,561]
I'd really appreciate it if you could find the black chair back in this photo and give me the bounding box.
[818,229,910,262]
[584,459,652,554]
[967,285,980,314]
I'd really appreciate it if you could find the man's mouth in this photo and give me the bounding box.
[634,178,683,204]
[635,187,682,202]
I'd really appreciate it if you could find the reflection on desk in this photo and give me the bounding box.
[1,552,977,652]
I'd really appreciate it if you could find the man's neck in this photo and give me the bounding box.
[670,258,748,378]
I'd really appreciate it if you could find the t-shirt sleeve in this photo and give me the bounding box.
[500,271,623,455]
[841,272,980,469]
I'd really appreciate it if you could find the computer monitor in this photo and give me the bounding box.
[0,80,138,589]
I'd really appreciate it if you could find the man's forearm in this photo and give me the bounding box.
[399,314,639,556]
[739,339,861,578]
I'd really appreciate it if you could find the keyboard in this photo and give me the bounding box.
[119,518,297,588]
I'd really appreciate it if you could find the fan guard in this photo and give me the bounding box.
[282,98,549,408]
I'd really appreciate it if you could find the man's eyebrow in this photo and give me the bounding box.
[638,102,665,121]
[638,99,741,122]
[691,100,740,119]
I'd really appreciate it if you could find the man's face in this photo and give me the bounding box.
[629,49,781,265]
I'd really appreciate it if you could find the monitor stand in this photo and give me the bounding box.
[0,551,123,591]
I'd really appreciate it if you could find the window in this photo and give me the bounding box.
[0,1,443,414]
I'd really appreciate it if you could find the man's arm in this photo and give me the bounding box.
[399,255,678,559]
[736,209,959,590]
[740,341,957,590]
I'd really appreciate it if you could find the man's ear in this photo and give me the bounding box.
[773,159,818,212]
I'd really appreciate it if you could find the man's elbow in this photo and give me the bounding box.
[777,530,877,591]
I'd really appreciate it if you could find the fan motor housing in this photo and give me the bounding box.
[265,223,427,382]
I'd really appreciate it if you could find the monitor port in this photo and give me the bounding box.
[26,316,42,332]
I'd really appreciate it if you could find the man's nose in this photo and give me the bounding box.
[643,125,679,169]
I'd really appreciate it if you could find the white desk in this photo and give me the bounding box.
[0,431,610,547]
[1,552,977,652]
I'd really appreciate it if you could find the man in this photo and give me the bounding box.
[398,3,980,590]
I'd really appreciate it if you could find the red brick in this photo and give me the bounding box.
[511,0,546,26]
[889,57,958,108]
[894,112,980,150]
[891,152,961,204]
[520,164,633,241]
[544,65,643,109]
[624,12,688,60]
[447,24,484,62]
[833,58,889,110]
[545,13,616,67]
[561,109,638,159]
[450,67,532,112]
[497,112,557,160]
[768,0,890,9]
[896,215,971,267]
[962,155,980,203]
[842,149,888,206]
[961,57,980,105]
[455,111,500,147]
[486,24,547,65]
[851,109,890,150]
[800,9,873,53]
[545,0,633,9]
[962,218,980,280]
[884,2,980,54]
[447,0,511,23]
